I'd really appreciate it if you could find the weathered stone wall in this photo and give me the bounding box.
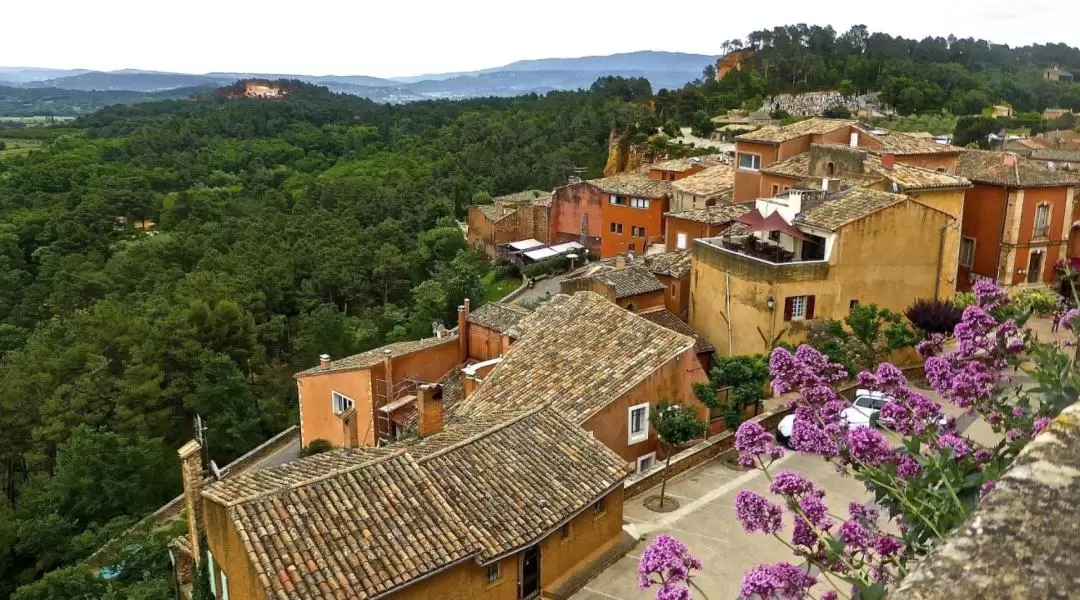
[808,144,867,177]
[895,400,1080,599]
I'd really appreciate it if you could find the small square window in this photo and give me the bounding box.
[592,499,604,515]
[850,299,859,310]
[738,153,761,171]
[628,403,649,444]
[560,523,571,539]
[486,563,501,583]
[636,453,656,472]
[332,391,355,414]
[631,225,647,238]
[631,198,651,209]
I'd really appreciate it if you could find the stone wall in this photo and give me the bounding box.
[895,399,1080,599]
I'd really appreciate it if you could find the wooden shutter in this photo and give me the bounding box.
[783,297,794,321]
[806,295,816,319]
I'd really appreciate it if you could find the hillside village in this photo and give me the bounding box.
[167,115,1080,599]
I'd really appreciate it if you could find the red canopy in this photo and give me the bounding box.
[735,208,810,241]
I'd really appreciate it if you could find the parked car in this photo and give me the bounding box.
[775,390,891,448]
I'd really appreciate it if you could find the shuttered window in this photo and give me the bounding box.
[783,295,815,321]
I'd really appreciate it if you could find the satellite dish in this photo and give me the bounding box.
[210,460,223,481]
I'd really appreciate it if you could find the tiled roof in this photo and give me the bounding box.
[296,337,458,376]
[492,189,552,205]
[671,165,736,197]
[760,153,810,179]
[796,188,909,231]
[588,171,672,198]
[666,204,748,226]
[957,151,1080,188]
[736,118,856,144]
[454,292,693,424]
[863,155,971,191]
[567,265,665,299]
[644,251,693,278]
[204,406,629,600]
[1030,148,1080,163]
[399,366,467,431]
[466,302,531,334]
[650,157,719,172]
[476,204,515,222]
[857,128,962,155]
[638,308,714,355]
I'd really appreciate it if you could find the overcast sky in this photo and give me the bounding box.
[4,0,1077,78]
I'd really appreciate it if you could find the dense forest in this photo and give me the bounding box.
[0,78,659,598]
[656,25,1080,128]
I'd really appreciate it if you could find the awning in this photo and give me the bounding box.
[550,241,584,254]
[523,247,559,261]
[507,238,545,251]
[735,209,810,241]
[736,208,766,229]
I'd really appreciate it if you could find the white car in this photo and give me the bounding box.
[775,390,890,447]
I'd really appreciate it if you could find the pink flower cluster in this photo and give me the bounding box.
[637,535,702,600]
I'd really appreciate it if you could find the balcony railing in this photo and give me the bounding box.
[698,235,827,266]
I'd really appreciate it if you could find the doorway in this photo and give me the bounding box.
[520,545,540,600]
[1028,250,1044,284]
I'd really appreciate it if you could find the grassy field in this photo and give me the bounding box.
[481,271,522,303]
[0,138,43,160]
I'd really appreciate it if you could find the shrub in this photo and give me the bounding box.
[954,290,976,309]
[905,298,964,336]
[299,438,334,457]
[1014,288,1060,316]
[521,255,568,279]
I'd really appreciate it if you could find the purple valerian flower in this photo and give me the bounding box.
[838,519,874,551]
[1005,428,1025,442]
[857,362,909,394]
[797,495,833,530]
[735,491,783,535]
[740,563,817,600]
[1063,308,1080,331]
[980,480,997,498]
[874,535,903,558]
[845,426,893,466]
[896,454,922,479]
[916,333,946,358]
[822,592,839,600]
[1011,406,1025,419]
[937,433,971,459]
[973,448,992,463]
[735,421,784,467]
[790,411,841,458]
[769,471,816,498]
[848,502,880,522]
[791,516,820,548]
[973,280,1008,311]
[1033,416,1052,436]
[987,411,1003,426]
[637,535,701,599]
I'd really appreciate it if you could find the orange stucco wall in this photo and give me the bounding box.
[550,182,603,254]
[959,183,1008,289]
[582,348,709,465]
[468,323,506,362]
[734,141,778,202]
[616,290,665,313]
[665,216,726,252]
[656,273,691,320]
[649,164,705,181]
[203,497,266,600]
[1008,186,1070,285]
[297,367,372,448]
[895,154,959,173]
[540,486,625,590]
[600,191,669,257]
[468,207,496,257]
[759,172,801,198]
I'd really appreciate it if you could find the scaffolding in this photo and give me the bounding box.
[371,374,425,445]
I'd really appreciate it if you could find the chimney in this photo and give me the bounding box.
[615,255,627,268]
[457,299,470,362]
[627,251,635,265]
[178,440,204,563]
[849,132,859,147]
[416,383,444,437]
[340,407,357,450]
[319,354,331,369]
[1003,154,1019,167]
[881,153,895,170]
[463,373,477,398]
[821,178,831,192]
[828,179,842,194]
[383,349,394,393]
[495,202,505,219]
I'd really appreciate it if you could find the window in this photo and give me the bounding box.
[636,452,656,473]
[935,167,948,173]
[486,563,501,583]
[670,282,678,298]
[560,523,571,539]
[826,162,836,176]
[738,153,761,171]
[849,299,859,310]
[768,230,781,242]
[609,195,626,205]
[959,237,976,268]
[631,225,646,238]
[332,391,355,414]
[1034,204,1051,238]
[610,222,623,234]
[1028,250,1044,284]
[628,403,649,444]
[771,184,780,196]
[221,571,230,600]
[208,552,217,596]
[676,232,688,250]
[592,498,605,515]
[783,295,815,321]
[631,198,651,209]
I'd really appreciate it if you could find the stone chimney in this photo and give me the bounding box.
[463,373,476,398]
[881,153,895,170]
[1004,154,1019,167]
[178,440,204,563]
[457,299,471,362]
[417,383,444,437]
[849,131,859,147]
[615,255,627,268]
[495,202,505,219]
[319,353,331,369]
[340,407,357,450]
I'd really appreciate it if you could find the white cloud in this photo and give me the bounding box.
[3,0,1077,77]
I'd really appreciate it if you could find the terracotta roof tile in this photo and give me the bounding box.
[588,172,672,199]
[863,155,971,191]
[476,204,515,222]
[203,406,630,600]
[666,204,749,225]
[1029,148,1080,163]
[957,150,1080,188]
[649,156,720,172]
[637,308,714,354]
[643,251,693,278]
[856,127,962,155]
[492,189,552,204]
[671,164,735,197]
[760,153,810,179]
[736,118,856,144]
[453,293,693,424]
[466,302,531,334]
[796,188,908,231]
[296,337,458,377]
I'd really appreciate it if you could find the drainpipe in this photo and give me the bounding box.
[725,270,733,356]
[994,186,1012,285]
[934,221,949,300]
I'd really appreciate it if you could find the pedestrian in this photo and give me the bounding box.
[1052,307,1063,333]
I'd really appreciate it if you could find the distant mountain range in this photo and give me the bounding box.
[0,51,715,112]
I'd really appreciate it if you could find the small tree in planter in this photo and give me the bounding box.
[648,400,707,511]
